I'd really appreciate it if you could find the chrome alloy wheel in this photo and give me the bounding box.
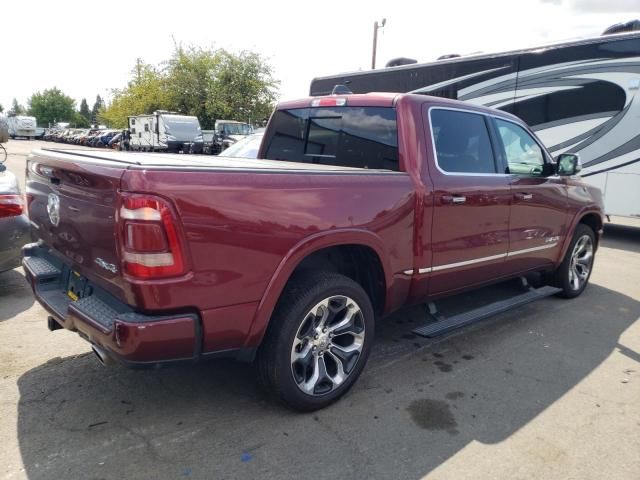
[290,295,365,396]
[569,234,594,291]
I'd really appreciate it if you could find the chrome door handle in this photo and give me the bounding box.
[515,193,533,201]
[442,195,467,204]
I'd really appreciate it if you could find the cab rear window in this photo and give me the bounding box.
[263,107,399,171]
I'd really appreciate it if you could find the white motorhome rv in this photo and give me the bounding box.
[311,30,640,218]
[7,115,37,139]
[127,112,203,153]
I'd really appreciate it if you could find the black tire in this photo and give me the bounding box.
[551,224,596,298]
[257,271,375,411]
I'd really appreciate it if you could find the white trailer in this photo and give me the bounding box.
[128,112,203,153]
[7,115,37,139]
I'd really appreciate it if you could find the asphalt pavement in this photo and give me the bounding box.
[1,139,638,480]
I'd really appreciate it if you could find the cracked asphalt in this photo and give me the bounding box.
[1,140,639,480]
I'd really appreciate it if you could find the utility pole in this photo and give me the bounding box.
[371,18,386,70]
[135,58,143,83]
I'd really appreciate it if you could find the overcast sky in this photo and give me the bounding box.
[1,0,638,112]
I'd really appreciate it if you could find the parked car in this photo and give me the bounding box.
[91,130,119,148]
[204,120,253,154]
[107,133,122,149]
[22,92,604,411]
[217,132,263,159]
[0,161,29,272]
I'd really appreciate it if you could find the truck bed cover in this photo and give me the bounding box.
[35,148,377,172]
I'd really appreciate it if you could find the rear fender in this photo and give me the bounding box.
[243,229,391,348]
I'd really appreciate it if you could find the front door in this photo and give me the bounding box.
[491,117,569,272]
[427,107,512,296]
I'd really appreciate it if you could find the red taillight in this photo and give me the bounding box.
[0,195,24,218]
[311,97,347,107]
[118,194,187,279]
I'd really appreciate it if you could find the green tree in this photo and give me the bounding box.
[99,45,279,129]
[0,103,3,113]
[11,98,26,115]
[73,112,91,128]
[99,62,171,128]
[79,98,91,123]
[91,95,104,124]
[165,46,278,128]
[27,88,76,126]
[165,46,219,128]
[208,49,278,126]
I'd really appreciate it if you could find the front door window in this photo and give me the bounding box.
[495,119,545,176]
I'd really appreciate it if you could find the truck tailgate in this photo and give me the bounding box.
[26,149,127,300]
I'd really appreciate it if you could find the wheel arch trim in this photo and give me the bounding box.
[243,229,392,348]
[558,207,604,263]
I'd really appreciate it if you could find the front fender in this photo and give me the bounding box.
[242,228,392,348]
[557,206,604,264]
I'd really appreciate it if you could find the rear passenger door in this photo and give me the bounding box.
[491,118,569,272]
[426,107,512,296]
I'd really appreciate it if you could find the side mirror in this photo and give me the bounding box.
[0,164,6,173]
[556,153,582,176]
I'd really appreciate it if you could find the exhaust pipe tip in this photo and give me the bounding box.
[47,316,63,331]
[91,345,114,366]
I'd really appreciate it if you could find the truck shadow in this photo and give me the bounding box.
[602,222,640,254]
[15,283,639,480]
[0,268,34,322]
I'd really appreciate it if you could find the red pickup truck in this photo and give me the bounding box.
[23,92,604,410]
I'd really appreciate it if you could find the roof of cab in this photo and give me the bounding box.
[412,94,523,123]
[276,92,524,124]
[277,92,400,109]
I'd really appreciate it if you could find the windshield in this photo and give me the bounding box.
[162,116,202,140]
[220,133,263,158]
[222,123,252,135]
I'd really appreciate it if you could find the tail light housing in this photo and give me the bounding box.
[0,195,24,218]
[117,193,188,279]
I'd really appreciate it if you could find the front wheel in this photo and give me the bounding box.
[552,224,596,298]
[257,271,374,411]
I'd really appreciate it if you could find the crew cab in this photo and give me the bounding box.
[23,92,604,411]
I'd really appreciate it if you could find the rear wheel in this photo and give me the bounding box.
[257,271,374,411]
[552,224,596,298]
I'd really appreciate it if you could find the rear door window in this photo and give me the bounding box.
[430,109,497,174]
[263,107,399,171]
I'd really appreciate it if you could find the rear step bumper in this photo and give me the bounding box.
[22,243,201,367]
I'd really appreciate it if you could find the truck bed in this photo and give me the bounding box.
[25,147,414,344]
